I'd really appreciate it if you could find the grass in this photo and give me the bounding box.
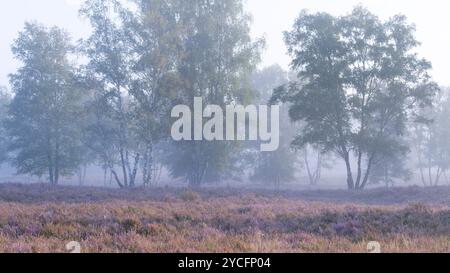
[0,183,448,253]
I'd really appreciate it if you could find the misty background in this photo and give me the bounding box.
[0,0,449,189]
[1,0,450,87]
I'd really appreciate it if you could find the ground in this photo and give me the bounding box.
[0,183,448,253]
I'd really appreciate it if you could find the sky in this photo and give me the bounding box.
[0,0,449,88]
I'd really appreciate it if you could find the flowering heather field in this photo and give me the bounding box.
[0,184,449,253]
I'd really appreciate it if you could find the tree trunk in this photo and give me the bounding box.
[129,153,140,187]
[358,154,376,190]
[103,167,108,187]
[55,140,60,185]
[48,164,54,185]
[304,148,314,185]
[142,143,153,186]
[355,150,363,189]
[119,148,128,187]
[304,148,323,186]
[343,152,355,190]
[111,169,124,188]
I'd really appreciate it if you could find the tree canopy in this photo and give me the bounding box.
[272,6,438,189]
[7,23,85,185]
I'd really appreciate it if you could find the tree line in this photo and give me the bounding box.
[0,1,446,190]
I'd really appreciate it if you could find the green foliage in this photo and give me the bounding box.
[412,88,450,186]
[80,0,262,188]
[126,0,185,186]
[80,0,139,188]
[0,87,11,164]
[81,0,182,187]
[162,0,263,187]
[273,6,438,190]
[369,142,412,187]
[250,65,299,186]
[2,3,445,191]
[6,23,85,184]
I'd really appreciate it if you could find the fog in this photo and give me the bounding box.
[0,0,449,190]
[1,0,450,87]
[1,0,450,256]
